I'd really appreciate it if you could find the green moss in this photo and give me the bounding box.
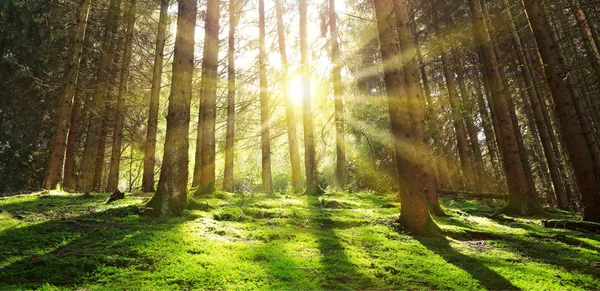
[0,192,598,290]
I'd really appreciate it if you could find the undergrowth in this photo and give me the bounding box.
[0,191,598,290]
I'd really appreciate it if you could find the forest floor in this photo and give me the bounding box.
[0,190,599,290]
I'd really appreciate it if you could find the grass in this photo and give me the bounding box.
[0,190,599,290]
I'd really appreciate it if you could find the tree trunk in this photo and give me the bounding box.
[468,0,541,215]
[522,0,600,221]
[44,0,92,190]
[329,0,347,189]
[500,0,568,209]
[147,0,197,216]
[223,0,237,192]
[432,14,473,190]
[394,0,443,216]
[198,0,221,194]
[451,46,485,184]
[142,0,168,193]
[275,0,302,190]
[566,0,600,82]
[63,70,85,190]
[107,0,137,193]
[300,0,319,195]
[373,0,438,236]
[473,71,500,174]
[76,0,123,193]
[258,0,272,192]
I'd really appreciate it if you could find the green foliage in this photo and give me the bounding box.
[1,191,599,290]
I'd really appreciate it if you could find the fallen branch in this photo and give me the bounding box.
[438,189,507,200]
[542,220,600,233]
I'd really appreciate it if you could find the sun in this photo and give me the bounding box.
[288,75,305,107]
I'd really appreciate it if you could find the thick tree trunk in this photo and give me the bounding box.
[522,0,600,221]
[468,0,541,215]
[147,0,197,216]
[198,0,221,194]
[300,0,319,195]
[275,0,302,190]
[394,0,443,216]
[77,0,123,193]
[142,0,168,193]
[329,0,347,189]
[258,0,272,192]
[373,0,438,236]
[44,0,92,190]
[223,0,237,192]
[107,0,137,193]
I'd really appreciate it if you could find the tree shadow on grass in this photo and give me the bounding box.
[415,235,520,290]
[306,195,374,290]
[438,213,600,280]
[0,200,196,289]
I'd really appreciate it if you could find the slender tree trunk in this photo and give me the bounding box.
[93,31,126,192]
[147,0,197,216]
[525,0,600,220]
[63,42,90,190]
[300,0,319,195]
[413,20,442,190]
[223,0,237,192]
[258,0,272,192]
[44,0,92,190]
[500,0,568,208]
[107,0,137,193]
[566,0,600,82]
[77,0,123,193]
[198,0,221,194]
[142,0,169,193]
[275,0,302,190]
[329,0,347,188]
[473,71,499,174]
[481,0,537,202]
[373,0,438,236]
[432,13,473,189]
[523,0,600,221]
[451,46,484,183]
[468,0,541,215]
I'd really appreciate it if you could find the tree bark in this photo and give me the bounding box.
[197,0,221,194]
[500,0,568,209]
[258,0,272,192]
[522,0,600,221]
[147,0,197,216]
[468,0,541,215]
[77,0,123,193]
[432,13,473,189]
[275,0,302,190]
[44,0,92,190]
[329,0,347,189]
[223,0,237,192]
[142,0,169,193]
[107,0,137,193]
[394,0,443,216]
[300,0,319,195]
[373,0,438,236]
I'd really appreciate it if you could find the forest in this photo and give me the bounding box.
[1,0,600,289]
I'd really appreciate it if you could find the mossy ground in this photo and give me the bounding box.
[0,191,599,290]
